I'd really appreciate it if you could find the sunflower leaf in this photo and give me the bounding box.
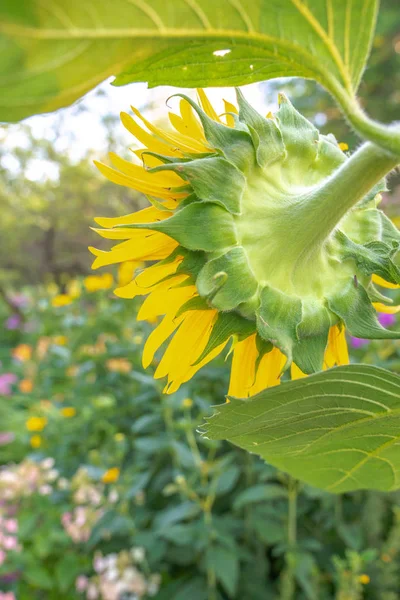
[0,0,378,121]
[202,365,400,493]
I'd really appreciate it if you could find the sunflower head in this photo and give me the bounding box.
[91,89,400,395]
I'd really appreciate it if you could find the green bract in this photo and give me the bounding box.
[124,90,400,374]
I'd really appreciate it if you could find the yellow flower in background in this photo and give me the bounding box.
[12,343,32,362]
[118,260,142,287]
[53,335,68,346]
[91,90,399,396]
[19,379,33,393]
[26,416,48,432]
[133,335,143,345]
[101,467,120,484]
[338,142,349,151]
[84,273,113,292]
[106,358,132,374]
[30,435,42,449]
[60,407,76,418]
[182,398,193,409]
[52,294,73,307]
[114,433,125,442]
[66,279,81,298]
[359,574,370,585]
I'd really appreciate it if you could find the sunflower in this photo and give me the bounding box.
[91,89,400,396]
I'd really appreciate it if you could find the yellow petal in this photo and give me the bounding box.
[373,302,400,314]
[94,206,171,229]
[197,89,221,123]
[251,348,285,393]
[94,160,186,201]
[228,334,258,397]
[109,151,186,187]
[324,325,349,369]
[168,112,209,151]
[131,105,208,154]
[223,99,238,127]
[155,309,223,393]
[291,362,307,380]
[180,98,206,139]
[137,284,196,320]
[372,274,400,289]
[121,111,179,156]
[142,313,184,368]
[116,269,188,300]
[90,233,177,269]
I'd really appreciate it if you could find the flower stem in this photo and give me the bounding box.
[330,82,400,156]
[295,142,400,259]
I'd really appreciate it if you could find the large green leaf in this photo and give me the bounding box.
[202,365,400,494]
[0,0,378,121]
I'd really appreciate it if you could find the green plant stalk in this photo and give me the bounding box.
[331,84,400,157]
[287,478,298,550]
[292,142,400,265]
[280,478,298,600]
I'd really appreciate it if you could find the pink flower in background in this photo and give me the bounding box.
[75,575,89,592]
[10,294,27,308]
[4,520,17,534]
[350,337,370,349]
[0,433,15,447]
[4,315,21,330]
[378,312,397,328]
[2,537,17,551]
[0,375,17,396]
[0,592,16,600]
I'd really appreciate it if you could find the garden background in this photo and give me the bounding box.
[0,1,400,598]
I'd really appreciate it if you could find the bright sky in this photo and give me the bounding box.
[1,79,278,181]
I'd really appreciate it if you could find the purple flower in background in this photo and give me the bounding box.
[350,337,370,349]
[378,312,397,328]
[5,315,21,330]
[0,374,17,396]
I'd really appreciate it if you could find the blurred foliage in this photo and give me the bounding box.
[0,283,400,599]
[0,113,143,286]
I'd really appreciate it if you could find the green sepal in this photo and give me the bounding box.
[340,207,399,246]
[176,249,207,279]
[236,88,285,168]
[377,210,400,245]
[175,296,210,318]
[315,135,346,175]
[170,93,255,172]
[196,247,258,311]
[366,282,393,304]
[356,180,388,208]
[337,231,400,285]
[122,202,237,252]
[150,157,245,215]
[327,279,400,339]
[292,302,331,374]
[194,312,256,365]
[255,335,274,372]
[256,285,302,364]
[276,94,319,163]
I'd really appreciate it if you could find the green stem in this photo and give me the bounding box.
[287,478,298,550]
[280,477,298,600]
[332,88,400,157]
[294,141,399,260]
